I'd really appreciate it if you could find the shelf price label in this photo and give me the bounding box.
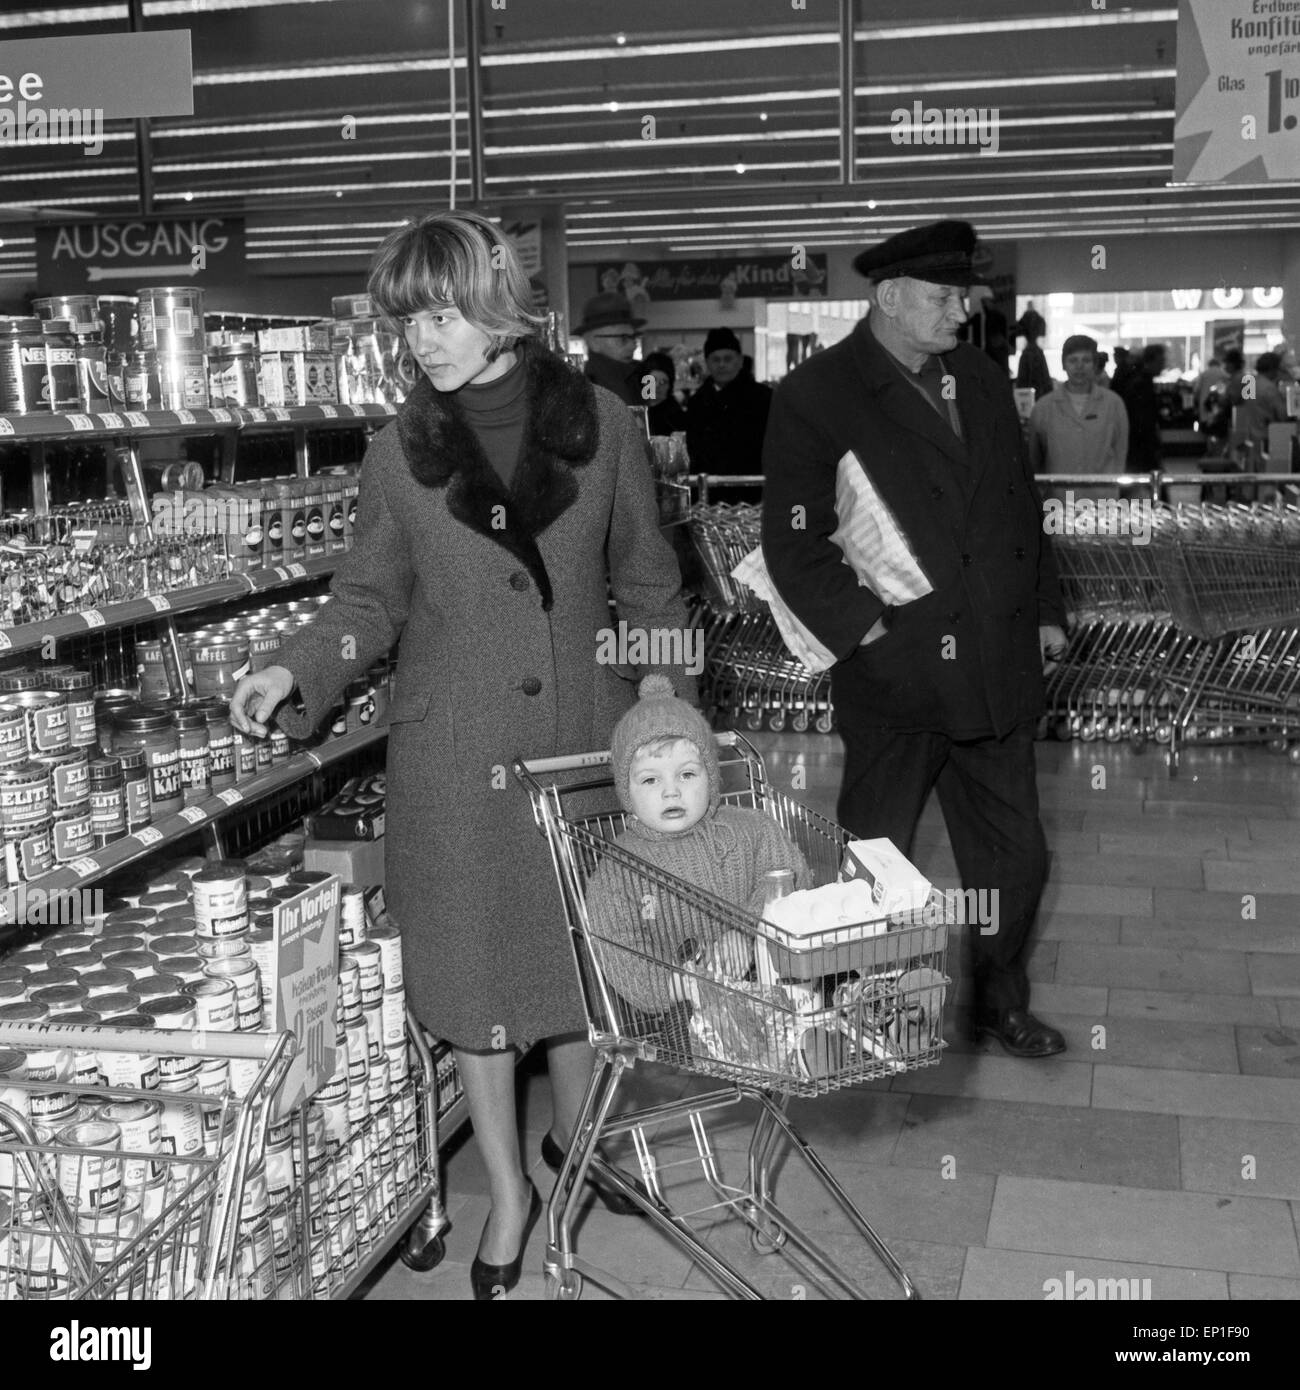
[273,567,290,582]
[81,609,106,629]
[0,419,13,436]
[319,404,338,419]
[178,806,208,825]
[270,407,291,421]
[147,595,171,612]
[0,632,11,651]
[132,827,164,847]
[124,412,151,429]
[248,408,267,422]
[340,403,360,417]
[216,788,244,807]
[97,413,125,430]
[174,410,197,425]
[67,857,101,878]
[210,408,233,424]
[67,415,94,432]
[287,563,307,578]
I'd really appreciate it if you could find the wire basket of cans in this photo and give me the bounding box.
[0,1019,295,1301]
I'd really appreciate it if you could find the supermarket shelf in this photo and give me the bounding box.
[0,554,340,657]
[0,723,390,929]
[0,403,394,443]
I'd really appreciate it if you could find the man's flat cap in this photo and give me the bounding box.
[853,219,985,288]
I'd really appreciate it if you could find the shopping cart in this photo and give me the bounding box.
[686,500,835,733]
[513,732,949,1301]
[0,1020,294,1300]
[1041,493,1300,772]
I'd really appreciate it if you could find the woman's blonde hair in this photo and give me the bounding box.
[368,209,546,362]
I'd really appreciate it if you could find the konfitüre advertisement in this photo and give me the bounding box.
[1173,0,1300,183]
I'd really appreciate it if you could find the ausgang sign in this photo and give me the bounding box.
[35,216,246,300]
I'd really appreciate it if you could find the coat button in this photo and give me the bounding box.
[508,571,530,591]
[1014,547,1026,560]
[931,486,944,500]
[520,677,542,696]
[960,553,972,567]
[947,611,961,624]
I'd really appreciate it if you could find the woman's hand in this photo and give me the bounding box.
[229,664,295,738]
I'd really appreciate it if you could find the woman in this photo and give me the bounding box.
[229,210,696,1299]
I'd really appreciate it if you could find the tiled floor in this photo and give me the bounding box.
[360,733,1300,1301]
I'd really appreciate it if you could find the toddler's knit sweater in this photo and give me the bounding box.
[584,804,812,1013]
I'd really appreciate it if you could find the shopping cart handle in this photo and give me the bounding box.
[514,731,742,779]
[0,1020,295,1062]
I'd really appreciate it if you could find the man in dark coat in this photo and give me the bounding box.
[762,219,1069,1059]
[1119,343,1167,474]
[576,291,645,406]
[686,328,772,501]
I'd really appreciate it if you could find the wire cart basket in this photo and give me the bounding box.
[513,732,949,1301]
[1044,496,1300,771]
[0,1020,294,1300]
[685,498,835,734]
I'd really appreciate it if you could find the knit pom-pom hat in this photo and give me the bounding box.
[612,675,720,815]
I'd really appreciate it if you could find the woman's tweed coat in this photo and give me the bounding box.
[272,344,697,1048]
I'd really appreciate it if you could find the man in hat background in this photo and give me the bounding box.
[686,327,773,502]
[1028,334,1129,501]
[762,218,1069,1059]
[576,291,646,406]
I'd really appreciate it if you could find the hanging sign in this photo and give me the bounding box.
[35,216,246,298]
[591,254,829,303]
[0,32,193,160]
[1173,0,1300,184]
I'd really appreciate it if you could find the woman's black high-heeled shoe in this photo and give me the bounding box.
[470,1180,542,1301]
[542,1131,645,1217]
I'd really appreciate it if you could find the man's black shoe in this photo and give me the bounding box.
[972,1008,1066,1058]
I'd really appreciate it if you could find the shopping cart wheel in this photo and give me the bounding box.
[398,1228,446,1272]
[1268,736,1289,755]
[745,1207,788,1255]
[546,1269,583,1301]
[791,709,810,733]
[814,712,834,734]
[1166,748,1180,774]
[767,710,787,733]
[1289,744,1300,765]
[744,710,765,732]
[1053,718,1073,742]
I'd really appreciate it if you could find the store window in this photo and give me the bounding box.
[1013,288,1287,383]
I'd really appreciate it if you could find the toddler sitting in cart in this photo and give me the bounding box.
[585,675,813,1069]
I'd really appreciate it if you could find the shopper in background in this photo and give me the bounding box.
[1094,350,1111,388]
[575,291,645,405]
[638,350,689,436]
[1109,345,1135,396]
[1194,355,1231,456]
[686,327,772,501]
[762,218,1068,1060]
[1229,350,1290,456]
[1119,343,1167,476]
[1012,306,1054,400]
[229,211,696,1300]
[1028,334,1129,500]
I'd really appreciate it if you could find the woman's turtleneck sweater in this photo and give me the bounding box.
[451,349,528,489]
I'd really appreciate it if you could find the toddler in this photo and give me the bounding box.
[585,675,811,1015]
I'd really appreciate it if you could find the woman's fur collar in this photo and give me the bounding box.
[395,342,600,609]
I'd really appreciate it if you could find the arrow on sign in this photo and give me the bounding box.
[87,263,199,282]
